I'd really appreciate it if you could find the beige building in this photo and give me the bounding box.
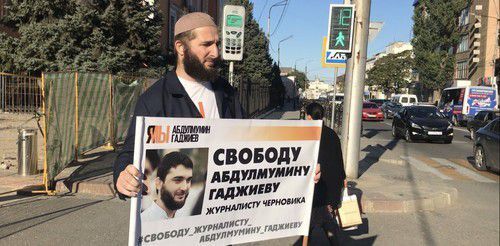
[365,42,414,99]
[454,0,499,87]
[303,78,334,100]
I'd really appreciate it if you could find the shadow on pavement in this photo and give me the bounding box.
[57,149,117,192]
[0,195,112,239]
[358,139,399,177]
[401,140,436,245]
[362,128,390,139]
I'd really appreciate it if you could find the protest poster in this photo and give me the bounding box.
[129,117,322,245]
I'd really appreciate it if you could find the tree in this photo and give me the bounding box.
[412,0,468,91]
[366,50,413,97]
[287,70,307,90]
[0,0,163,75]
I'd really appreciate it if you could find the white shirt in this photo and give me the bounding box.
[141,201,172,222]
[178,76,220,119]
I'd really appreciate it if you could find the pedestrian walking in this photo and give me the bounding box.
[302,102,346,245]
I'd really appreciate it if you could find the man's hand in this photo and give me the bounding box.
[116,164,141,197]
[314,164,321,183]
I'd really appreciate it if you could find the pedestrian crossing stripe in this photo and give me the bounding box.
[431,158,496,183]
[400,156,497,183]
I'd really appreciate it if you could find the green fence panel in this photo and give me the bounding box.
[113,78,143,143]
[77,73,111,154]
[45,73,76,180]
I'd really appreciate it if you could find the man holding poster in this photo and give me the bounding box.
[114,12,246,199]
[129,117,323,245]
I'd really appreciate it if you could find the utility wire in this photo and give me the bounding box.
[270,0,290,37]
[257,0,269,22]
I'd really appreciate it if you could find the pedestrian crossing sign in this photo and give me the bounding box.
[322,37,347,68]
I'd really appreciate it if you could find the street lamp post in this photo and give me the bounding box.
[267,0,288,39]
[304,59,315,79]
[278,35,293,67]
[294,58,304,71]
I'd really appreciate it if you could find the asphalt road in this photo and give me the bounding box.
[0,119,498,246]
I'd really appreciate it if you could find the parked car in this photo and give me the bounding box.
[362,102,384,121]
[392,105,453,143]
[369,99,390,107]
[391,94,418,107]
[467,110,498,139]
[473,118,499,171]
[381,101,403,119]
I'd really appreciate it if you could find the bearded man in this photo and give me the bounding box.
[114,12,245,199]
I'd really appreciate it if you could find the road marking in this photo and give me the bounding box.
[449,158,500,182]
[400,156,453,180]
[453,127,469,133]
[383,122,392,127]
[431,158,496,183]
[416,156,471,181]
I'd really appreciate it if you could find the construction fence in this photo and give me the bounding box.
[43,72,147,181]
[1,71,278,189]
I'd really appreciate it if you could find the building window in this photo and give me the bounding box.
[457,35,469,53]
[458,7,469,26]
[455,61,469,79]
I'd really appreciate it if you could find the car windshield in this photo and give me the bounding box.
[408,107,445,119]
[363,103,378,109]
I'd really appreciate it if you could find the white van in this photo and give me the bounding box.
[392,94,418,107]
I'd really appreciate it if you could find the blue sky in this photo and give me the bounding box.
[250,0,414,82]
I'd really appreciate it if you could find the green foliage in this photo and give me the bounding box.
[0,0,164,75]
[366,50,414,95]
[411,0,468,90]
[288,70,307,90]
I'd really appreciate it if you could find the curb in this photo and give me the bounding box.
[354,187,458,213]
[55,180,116,197]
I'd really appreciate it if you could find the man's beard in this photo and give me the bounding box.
[183,48,219,81]
[160,188,189,211]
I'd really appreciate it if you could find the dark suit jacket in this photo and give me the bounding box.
[113,71,245,198]
[313,125,346,208]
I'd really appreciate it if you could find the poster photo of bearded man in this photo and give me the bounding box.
[140,148,208,221]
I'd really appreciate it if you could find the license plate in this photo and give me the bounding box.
[428,131,442,135]
[368,115,376,118]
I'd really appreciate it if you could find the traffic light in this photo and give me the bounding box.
[327,5,355,53]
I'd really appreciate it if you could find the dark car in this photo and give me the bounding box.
[369,99,390,107]
[473,118,499,171]
[381,101,402,119]
[467,110,498,139]
[392,106,453,143]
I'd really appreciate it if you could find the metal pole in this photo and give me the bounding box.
[340,0,353,162]
[343,0,371,179]
[278,45,280,67]
[229,61,234,86]
[331,67,338,129]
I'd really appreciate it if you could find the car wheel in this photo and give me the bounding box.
[405,128,412,142]
[444,138,452,144]
[469,129,475,140]
[474,146,487,171]
[392,124,398,138]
